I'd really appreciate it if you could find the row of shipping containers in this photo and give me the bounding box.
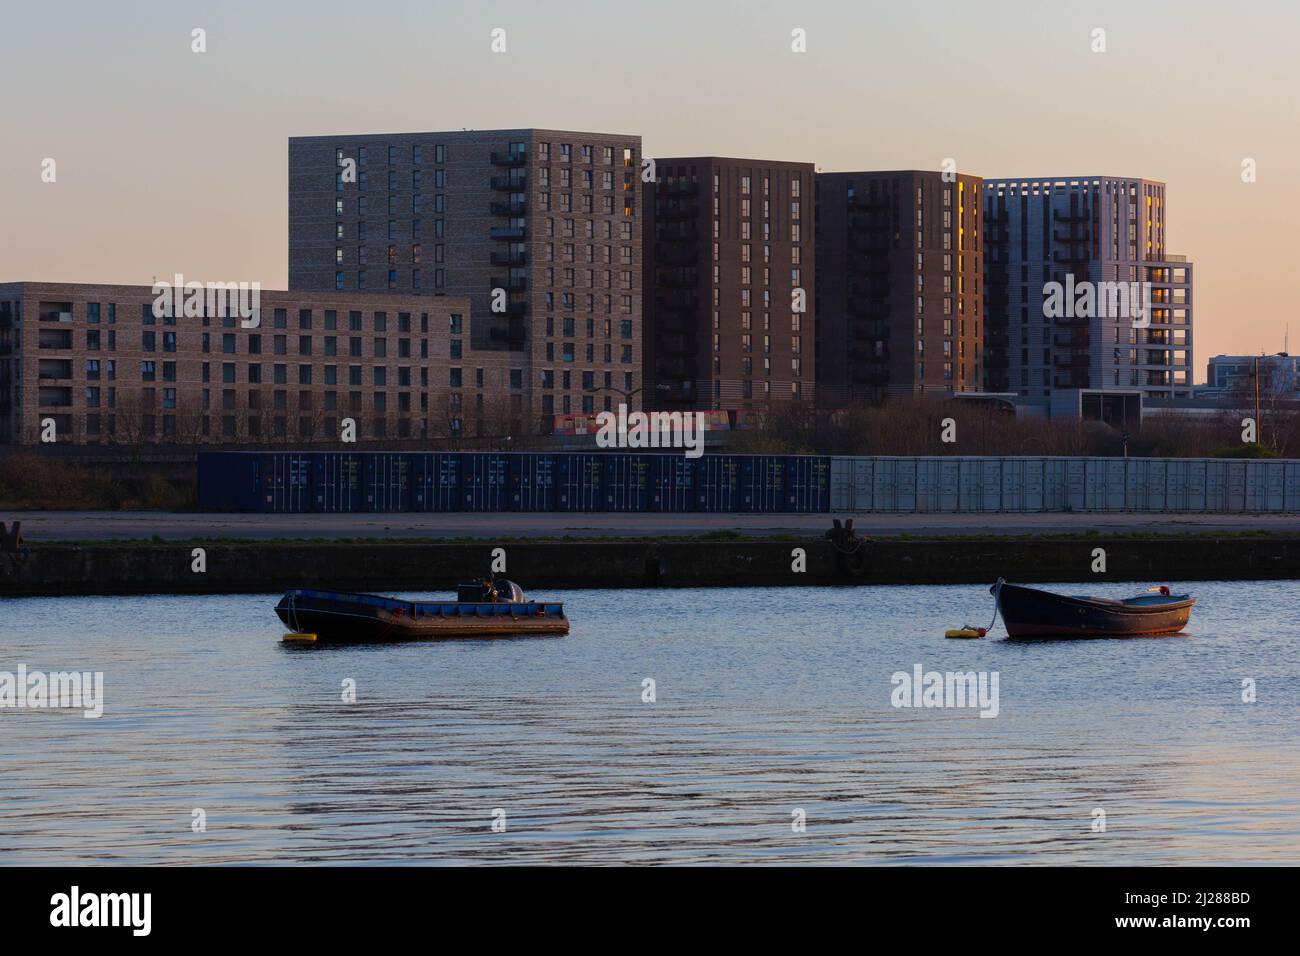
[829,456,1300,513]
[197,451,833,514]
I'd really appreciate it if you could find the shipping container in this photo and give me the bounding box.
[786,456,832,513]
[410,453,461,512]
[696,455,741,512]
[1245,460,1284,512]
[196,452,261,511]
[510,453,557,512]
[363,452,411,512]
[651,455,697,512]
[915,458,943,512]
[556,454,605,511]
[1286,462,1300,512]
[462,453,510,511]
[872,458,918,512]
[312,452,362,513]
[740,456,787,513]
[194,452,1300,515]
[603,454,650,511]
[262,452,312,513]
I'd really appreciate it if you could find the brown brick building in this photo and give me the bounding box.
[815,170,983,403]
[288,129,643,427]
[643,157,815,412]
[0,282,529,446]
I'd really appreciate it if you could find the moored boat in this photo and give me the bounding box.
[992,578,1194,638]
[276,578,568,642]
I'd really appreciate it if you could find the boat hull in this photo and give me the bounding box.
[276,589,569,642]
[996,582,1194,638]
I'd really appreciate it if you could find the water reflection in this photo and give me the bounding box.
[1,582,1297,864]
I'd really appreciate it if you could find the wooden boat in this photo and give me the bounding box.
[992,578,1194,638]
[275,579,568,642]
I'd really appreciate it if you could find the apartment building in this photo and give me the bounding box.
[642,156,815,412]
[0,282,527,446]
[983,176,1194,401]
[288,128,643,427]
[815,170,984,403]
[1205,353,1299,398]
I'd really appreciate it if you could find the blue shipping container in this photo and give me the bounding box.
[603,454,650,512]
[510,453,557,511]
[262,452,313,513]
[650,455,697,512]
[696,456,741,512]
[196,452,261,511]
[462,453,510,511]
[364,452,412,512]
[410,453,461,512]
[786,456,831,513]
[556,454,604,511]
[313,452,363,513]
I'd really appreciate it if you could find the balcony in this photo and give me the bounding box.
[38,329,73,350]
[490,175,527,191]
[656,224,697,242]
[659,180,699,196]
[489,276,527,292]
[1052,209,1089,223]
[656,314,698,335]
[655,245,697,265]
[848,193,888,210]
[490,150,527,167]
[1053,332,1089,348]
[655,270,697,289]
[489,226,526,240]
[38,359,73,380]
[488,326,527,350]
[656,202,696,221]
[490,200,527,216]
[655,292,698,312]
[490,251,526,267]
[38,302,74,323]
[1053,352,1090,368]
[659,335,698,358]
[38,386,73,407]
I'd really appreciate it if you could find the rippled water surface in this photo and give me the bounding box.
[2,582,1298,864]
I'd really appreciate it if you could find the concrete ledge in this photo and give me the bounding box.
[1,537,1296,597]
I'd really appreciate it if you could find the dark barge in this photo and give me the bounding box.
[276,579,568,641]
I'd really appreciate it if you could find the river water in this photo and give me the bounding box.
[2,581,1297,865]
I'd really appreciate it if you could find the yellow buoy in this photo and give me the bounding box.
[944,627,985,639]
[282,632,318,643]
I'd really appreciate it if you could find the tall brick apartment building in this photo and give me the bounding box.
[288,128,643,425]
[642,156,815,412]
[0,282,528,446]
[815,170,984,403]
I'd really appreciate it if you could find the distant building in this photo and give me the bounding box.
[815,170,984,403]
[0,282,524,446]
[983,176,1193,401]
[288,129,644,428]
[1204,353,1299,398]
[642,156,815,411]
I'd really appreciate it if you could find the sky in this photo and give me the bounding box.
[3,0,1297,380]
